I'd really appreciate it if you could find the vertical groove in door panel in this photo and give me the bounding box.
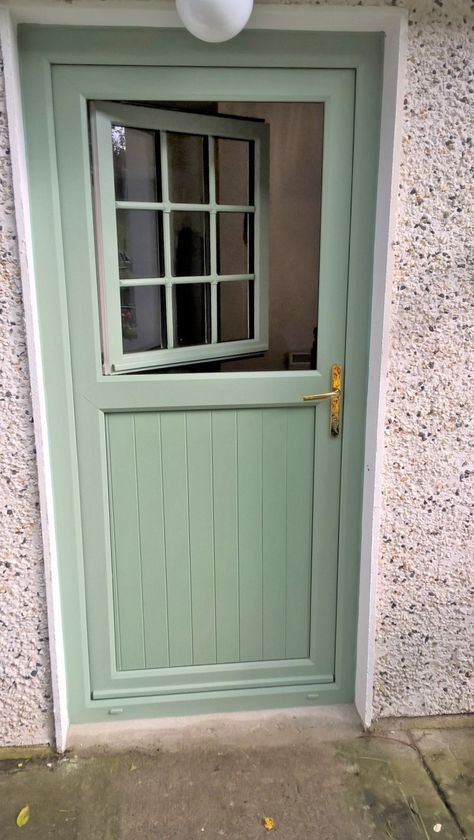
[262,409,288,660]
[184,418,194,661]
[212,410,240,663]
[106,414,146,670]
[210,413,218,662]
[285,409,314,658]
[158,417,171,667]
[186,412,217,665]
[237,410,263,662]
[134,413,170,669]
[160,412,193,666]
[132,417,147,667]
[105,418,122,671]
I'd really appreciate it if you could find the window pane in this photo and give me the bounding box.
[168,133,209,204]
[174,283,211,347]
[112,126,161,202]
[217,213,253,276]
[154,100,324,374]
[216,139,252,206]
[218,281,253,343]
[172,211,210,277]
[116,210,164,280]
[121,286,167,354]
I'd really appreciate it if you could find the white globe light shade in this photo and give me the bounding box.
[176,0,254,43]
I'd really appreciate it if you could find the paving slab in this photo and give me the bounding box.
[411,728,474,839]
[0,721,469,839]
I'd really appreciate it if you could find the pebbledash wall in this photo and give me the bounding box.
[0,0,472,745]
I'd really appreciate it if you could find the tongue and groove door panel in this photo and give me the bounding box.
[106,407,314,673]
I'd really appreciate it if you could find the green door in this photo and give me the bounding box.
[20,28,382,721]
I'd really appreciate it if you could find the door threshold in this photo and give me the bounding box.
[66,704,362,753]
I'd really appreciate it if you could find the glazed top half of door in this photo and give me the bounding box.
[51,65,354,699]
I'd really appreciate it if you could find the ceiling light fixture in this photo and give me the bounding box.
[176,0,254,43]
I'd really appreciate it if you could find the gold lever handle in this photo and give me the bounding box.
[303,364,343,437]
[303,389,340,402]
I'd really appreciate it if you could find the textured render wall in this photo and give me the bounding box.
[0,0,472,745]
[0,56,53,744]
[369,0,473,717]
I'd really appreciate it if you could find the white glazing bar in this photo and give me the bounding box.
[159,131,175,349]
[116,200,166,211]
[210,283,218,343]
[116,201,255,213]
[119,273,254,289]
[120,277,166,287]
[211,204,255,213]
[165,284,174,349]
[252,136,263,344]
[208,136,218,344]
[214,273,255,283]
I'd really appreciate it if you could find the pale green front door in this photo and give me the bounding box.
[20,28,382,722]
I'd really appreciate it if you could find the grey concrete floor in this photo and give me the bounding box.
[0,711,472,839]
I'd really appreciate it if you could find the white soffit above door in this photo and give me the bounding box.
[5,0,405,36]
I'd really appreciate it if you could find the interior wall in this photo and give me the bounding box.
[218,102,323,372]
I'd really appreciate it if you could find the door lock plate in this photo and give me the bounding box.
[329,364,342,437]
[303,364,343,437]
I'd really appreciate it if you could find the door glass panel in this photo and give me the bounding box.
[218,281,253,342]
[216,138,252,206]
[217,213,253,276]
[121,286,167,353]
[171,211,210,276]
[174,283,211,347]
[167,133,209,204]
[116,209,164,280]
[104,101,323,372]
[112,126,161,202]
[169,100,322,373]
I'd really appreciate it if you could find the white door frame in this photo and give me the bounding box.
[0,0,407,752]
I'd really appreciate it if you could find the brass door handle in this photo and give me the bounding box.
[303,364,342,437]
[302,389,340,402]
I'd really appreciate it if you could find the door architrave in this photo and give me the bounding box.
[0,4,408,749]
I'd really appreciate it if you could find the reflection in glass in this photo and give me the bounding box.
[174,284,211,347]
[168,133,209,204]
[112,126,161,202]
[217,213,253,276]
[218,281,253,343]
[172,212,210,277]
[121,286,167,354]
[116,210,164,280]
[216,138,252,206]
